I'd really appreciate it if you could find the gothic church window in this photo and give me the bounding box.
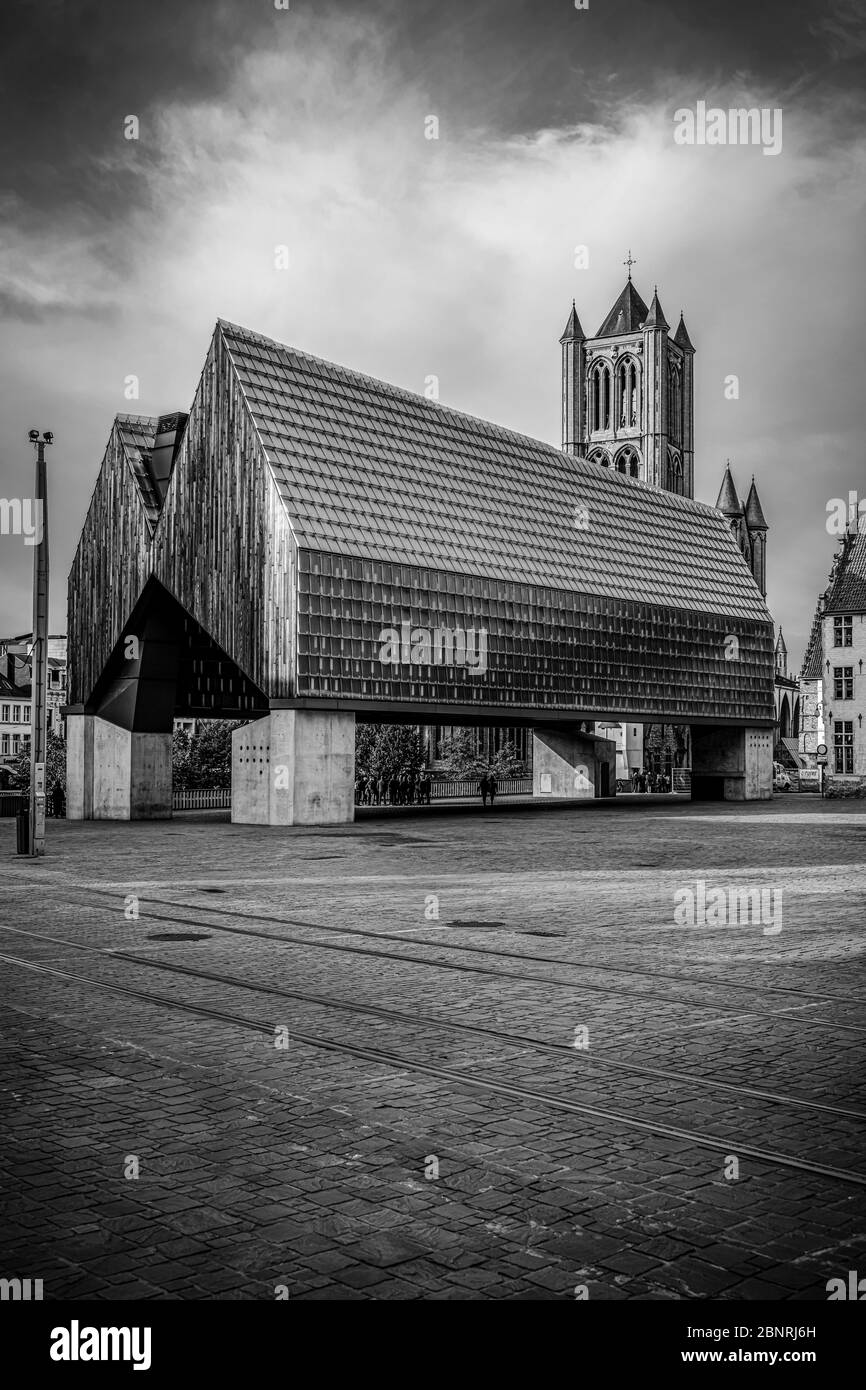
[588,447,610,467]
[615,446,640,477]
[617,357,639,428]
[589,362,612,431]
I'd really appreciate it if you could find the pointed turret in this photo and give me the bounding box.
[642,287,669,330]
[716,463,741,517]
[744,476,768,531]
[559,301,585,343]
[596,280,649,337]
[775,628,787,676]
[674,312,694,352]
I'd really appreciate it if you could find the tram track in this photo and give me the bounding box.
[3,945,865,1190]
[52,878,866,1005]
[2,919,864,1122]
[25,882,866,1036]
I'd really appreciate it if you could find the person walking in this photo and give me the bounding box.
[488,772,498,806]
[479,773,489,807]
[51,782,65,819]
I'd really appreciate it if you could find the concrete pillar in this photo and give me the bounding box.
[232,709,355,826]
[65,713,171,819]
[531,725,616,799]
[691,725,773,801]
[66,711,94,820]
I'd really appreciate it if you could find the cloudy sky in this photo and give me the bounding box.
[1,0,864,667]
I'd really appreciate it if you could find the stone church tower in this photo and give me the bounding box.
[560,265,695,496]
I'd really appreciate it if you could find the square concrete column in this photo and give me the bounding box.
[66,714,172,819]
[66,711,94,820]
[691,725,773,801]
[532,725,608,798]
[232,710,355,826]
[92,719,172,819]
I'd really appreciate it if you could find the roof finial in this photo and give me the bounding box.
[623,249,637,281]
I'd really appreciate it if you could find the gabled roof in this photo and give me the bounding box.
[219,320,770,621]
[595,280,650,337]
[800,598,824,680]
[715,464,742,517]
[116,415,161,530]
[744,477,768,531]
[560,302,585,342]
[825,531,866,614]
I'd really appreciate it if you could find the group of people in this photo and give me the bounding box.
[630,768,671,793]
[356,772,433,806]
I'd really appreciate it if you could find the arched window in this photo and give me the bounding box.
[779,695,790,740]
[615,445,640,478]
[667,449,684,495]
[617,357,639,428]
[589,362,612,431]
[588,447,610,468]
[667,360,682,441]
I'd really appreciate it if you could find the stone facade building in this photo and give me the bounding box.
[799,530,866,796]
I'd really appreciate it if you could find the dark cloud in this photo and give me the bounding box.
[0,0,864,663]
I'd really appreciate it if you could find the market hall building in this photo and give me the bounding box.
[65,318,776,825]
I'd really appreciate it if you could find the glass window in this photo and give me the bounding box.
[833,667,854,700]
[834,720,854,774]
[833,616,853,647]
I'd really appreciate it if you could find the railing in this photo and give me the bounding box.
[173,788,231,810]
[432,776,531,799]
[0,791,27,817]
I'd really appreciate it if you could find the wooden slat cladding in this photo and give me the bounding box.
[66,420,157,705]
[151,328,296,700]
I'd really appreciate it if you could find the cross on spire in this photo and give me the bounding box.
[623,249,637,280]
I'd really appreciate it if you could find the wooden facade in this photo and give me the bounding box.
[151,329,296,701]
[67,328,298,709]
[67,418,158,706]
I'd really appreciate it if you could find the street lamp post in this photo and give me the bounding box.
[27,428,52,856]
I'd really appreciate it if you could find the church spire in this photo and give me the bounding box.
[716,462,741,516]
[642,286,669,330]
[559,300,585,343]
[744,476,768,531]
[674,312,694,352]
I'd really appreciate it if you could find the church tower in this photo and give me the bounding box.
[560,258,695,497]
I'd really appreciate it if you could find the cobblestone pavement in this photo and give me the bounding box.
[1,795,865,1300]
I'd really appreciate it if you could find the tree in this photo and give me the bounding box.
[171,728,192,790]
[354,724,425,783]
[370,725,425,783]
[7,730,66,795]
[438,730,523,778]
[438,730,485,778]
[355,723,378,780]
[170,721,246,789]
